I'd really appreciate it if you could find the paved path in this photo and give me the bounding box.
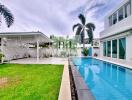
[10,57,68,64]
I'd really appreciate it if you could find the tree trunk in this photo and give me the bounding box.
[82,30,85,48]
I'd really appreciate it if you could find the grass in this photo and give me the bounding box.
[0,64,63,100]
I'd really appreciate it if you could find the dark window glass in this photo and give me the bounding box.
[118,8,124,21]
[112,40,117,58]
[107,41,111,57]
[125,2,131,18]
[113,13,117,24]
[119,38,126,59]
[103,42,106,56]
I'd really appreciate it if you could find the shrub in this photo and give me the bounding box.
[82,48,88,56]
[0,53,4,62]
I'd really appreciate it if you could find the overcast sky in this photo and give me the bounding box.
[0,0,123,38]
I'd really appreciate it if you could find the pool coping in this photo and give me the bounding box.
[58,61,71,100]
[68,58,95,100]
[93,57,132,70]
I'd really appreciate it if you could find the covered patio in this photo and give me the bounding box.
[0,32,53,63]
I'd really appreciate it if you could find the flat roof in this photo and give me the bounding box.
[0,31,53,43]
[0,31,43,36]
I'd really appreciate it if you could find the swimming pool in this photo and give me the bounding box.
[72,57,132,100]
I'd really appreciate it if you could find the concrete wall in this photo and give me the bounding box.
[92,48,100,57]
[100,42,104,58]
[3,46,28,60]
[2,37,28,60]
[126,34,132,62]
[101,16,132,38]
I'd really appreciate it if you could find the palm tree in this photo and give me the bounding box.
[0,3,14,27]
[73,14,95,48]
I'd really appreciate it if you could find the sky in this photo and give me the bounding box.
[0,0,123,38]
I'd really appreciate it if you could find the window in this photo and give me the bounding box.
[108,1,131,26]
[112,40,117,58]
[103,42,107,56]
[109,16,112,26]
[125,2,131,18]
[113,12,117,24]
[118,7,124,21]
[107,41,111,57]
[119,38,126,59]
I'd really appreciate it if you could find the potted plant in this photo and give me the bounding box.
[82,48,88,56]
[94,53,98,57]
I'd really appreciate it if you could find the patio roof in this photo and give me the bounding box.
[0,31,53,43]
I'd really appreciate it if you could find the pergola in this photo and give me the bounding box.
[0,32,53,63]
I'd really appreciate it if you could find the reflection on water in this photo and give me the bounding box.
[72,58,132,100]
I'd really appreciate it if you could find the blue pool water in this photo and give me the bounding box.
[72,57,132,100]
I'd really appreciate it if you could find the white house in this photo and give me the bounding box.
[100,0,132,62]
[0,31,53,62]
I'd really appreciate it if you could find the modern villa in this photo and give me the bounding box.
[100,0,132,62]
[2,0,132,100]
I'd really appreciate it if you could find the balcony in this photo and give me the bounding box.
[100,15,132,38]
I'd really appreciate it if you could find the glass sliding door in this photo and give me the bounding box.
[103,42,106,56]
[107,41,111,57]
[119,38,126,59]
[112,40,117,58]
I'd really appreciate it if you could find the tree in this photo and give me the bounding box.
[73,14,95,48]
[0,3,14,27]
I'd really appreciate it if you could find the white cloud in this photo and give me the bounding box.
[0,0,123,38]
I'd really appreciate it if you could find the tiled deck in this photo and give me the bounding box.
[9,57,68,65]
[94,57,132,69]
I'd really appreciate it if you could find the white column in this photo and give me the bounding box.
[117,39,119,59]
[123,6,125,19]
[131,0,132,15]
[37,40,39,62]
[111,40,112,58]
[117,11,119,23]
[106,41,108,57]
[1,38,4,63]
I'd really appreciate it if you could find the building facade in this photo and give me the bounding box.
[100,0,132,62]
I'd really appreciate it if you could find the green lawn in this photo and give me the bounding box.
[0,64,63,100]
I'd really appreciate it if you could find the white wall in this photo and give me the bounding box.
[101,16,132,38]
[92,48,100,57]
[126,34,132,62]
[3,46,28,60]
[100,42,104,58]
[2,37,27,60]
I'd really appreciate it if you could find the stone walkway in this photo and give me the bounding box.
[10,57,68,64]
